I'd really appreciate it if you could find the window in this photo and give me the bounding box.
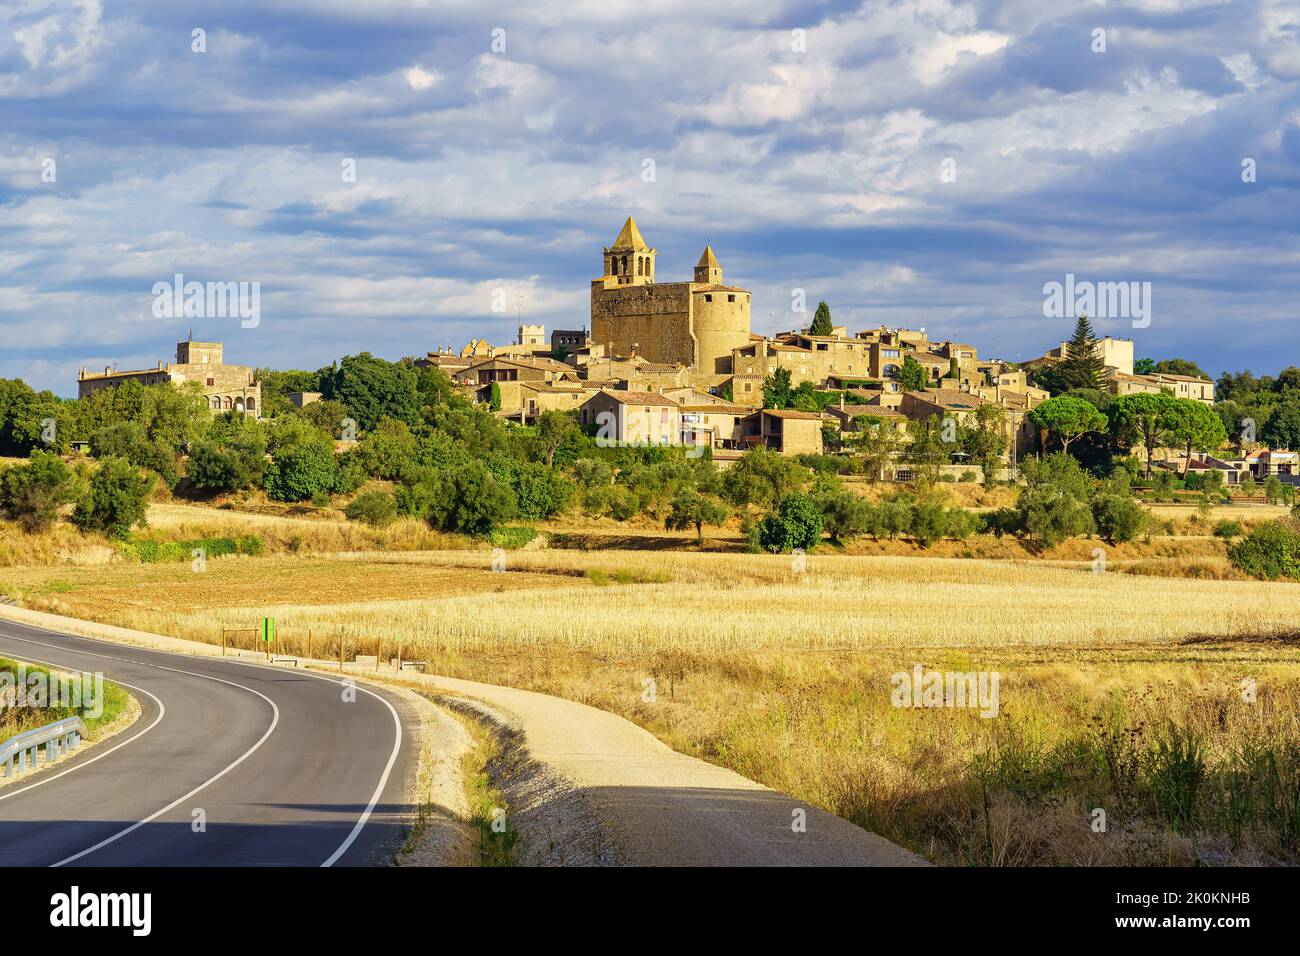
[728,294,735,302]
[206,377,215,386]
[704,294,713,302]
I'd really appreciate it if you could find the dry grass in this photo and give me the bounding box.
[6,517,1300,865]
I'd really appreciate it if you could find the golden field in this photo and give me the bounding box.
[5,526,1300,866]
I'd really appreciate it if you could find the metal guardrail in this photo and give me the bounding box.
[1,716,87,778]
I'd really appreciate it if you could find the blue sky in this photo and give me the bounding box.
[1,0,1298,396]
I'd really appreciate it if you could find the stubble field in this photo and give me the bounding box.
[5,534,1299,866]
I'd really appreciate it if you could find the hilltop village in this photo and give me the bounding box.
[71,216,1295,486]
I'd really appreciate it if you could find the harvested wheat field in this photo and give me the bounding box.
[8,546,1300,866]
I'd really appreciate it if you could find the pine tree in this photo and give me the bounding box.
[809,301,833,336]
[1056,314,1106,391]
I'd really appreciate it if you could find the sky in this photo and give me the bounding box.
[1,0,1298,397]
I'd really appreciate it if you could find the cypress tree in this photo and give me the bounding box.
[1057,314,1106,390]
[809,301,833,336]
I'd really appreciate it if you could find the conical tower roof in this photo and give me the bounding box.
[696,244,720,269]
[610,216,649,251]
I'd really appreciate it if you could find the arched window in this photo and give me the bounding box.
[637,256,643,276]
[610,257,618,275]
[622,255,628,274]
[883,364,900,380]
[245,397,256,412]
[647,258,652,277]
[223,396,232,410]
[210,396,221,410]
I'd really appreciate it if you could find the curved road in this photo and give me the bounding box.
[0,618,419,867]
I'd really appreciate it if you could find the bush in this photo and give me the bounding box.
[72,457,153,540]
[1017,486,1095,548]
[426,461,517,536]
[510,462,577,520]
[264,437,340,502]
[344,490,397,527]
[1227,521,1300,580]
[0,450,78,533]
[1091,493,1149,544]
[489,525,538,550]
[1213,519,1244,541]
[757,493,824,553]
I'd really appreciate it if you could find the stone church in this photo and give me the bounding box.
[590,217,751,376]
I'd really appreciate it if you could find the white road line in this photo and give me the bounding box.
[0,668,165,803]
[0,629,281,866]
[0,621,405,867]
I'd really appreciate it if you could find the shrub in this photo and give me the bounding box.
[1227,521,1300,580]
[757,493,824,553]
[1018,486,1095,548]
[0,450,78,533]
[264,437,339,502]
[1213,519,1244,541]
[344,489,397,528]
[510,462,577,520]
[72,456,152,540]
[1091,493,1149,544]
[489,525,538,550]
[426,461,517,536]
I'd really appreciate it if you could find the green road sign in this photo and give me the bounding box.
[261,617,275,643]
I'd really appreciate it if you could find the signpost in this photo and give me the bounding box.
[260,617,275,661]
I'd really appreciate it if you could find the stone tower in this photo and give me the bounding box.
[694,245,722,284]
[590,217,750,377]
[600,216,656,288]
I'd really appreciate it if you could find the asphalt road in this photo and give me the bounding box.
[0,618,418,867]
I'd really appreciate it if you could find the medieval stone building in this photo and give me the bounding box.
[590,217,751,376]
[77,338,261,417]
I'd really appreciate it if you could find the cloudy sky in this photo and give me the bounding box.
[1,0,1298,396]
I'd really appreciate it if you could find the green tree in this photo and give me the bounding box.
[665,487,730,544]
[1053,314,1107,392]
[722,447,806,509]
[1152,358,1209,379]
[263,431,340,502]
[757,492,824,553]
[426,461,517,535]
[1228,521,1300,580]
[809,301,833,337]
[1029,395,1108,456]
[810,480,872,543]
[534,411,577,468]
[964,404,1007,483]
[1110,392,1177,478]
[1261,398,1300,450]
[319,353,420,431]
[356,418,419,480]
[851,417,902,482]
[1163,399,1228,476]
[899,354,928,391]
[72,456,152,539]
[905,415,949,482]
[1091,493,1149,543]
[762,367,794,409]
[0,450,80,533]
[488,381,502,412]
[344,489,398,528]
